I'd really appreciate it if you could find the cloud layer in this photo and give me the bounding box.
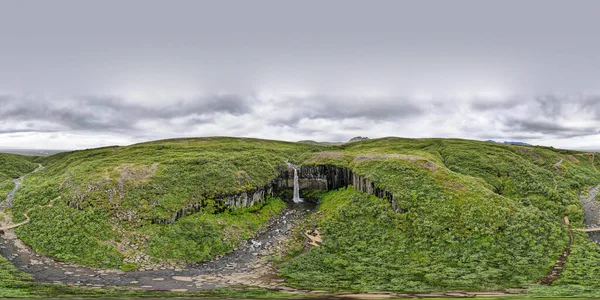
[2,92,600,150]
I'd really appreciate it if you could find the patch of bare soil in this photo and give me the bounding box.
[353,154,439,171]
[308,152,345,163]
[515,147,541,160]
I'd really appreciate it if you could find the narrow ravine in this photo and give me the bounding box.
[1,164,43,210]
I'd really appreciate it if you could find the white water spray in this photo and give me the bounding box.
[293,167,303,203]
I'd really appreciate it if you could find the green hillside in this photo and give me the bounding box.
[12,138,320,268]
[0,153,38,201]
[6,137,600,292]
[280,138,600,292]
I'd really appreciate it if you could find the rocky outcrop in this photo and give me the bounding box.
[153,185,276,224]
[276,164,399,212]
[348,136,369,143]
[155,164,399,224]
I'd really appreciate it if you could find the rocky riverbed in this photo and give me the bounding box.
[0,202,315,292]
[579,183,600,244]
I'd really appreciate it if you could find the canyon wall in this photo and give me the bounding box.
[155,164,399,224]
[276,165,398,211]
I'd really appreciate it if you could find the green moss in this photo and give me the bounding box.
[15,202,123,268]
[0,153,37,202]
[0,153,37,183]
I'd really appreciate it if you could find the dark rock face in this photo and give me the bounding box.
[156,164,398,224]
[348,136,369,143]
[276,165,398,211]
[153,184,277,224]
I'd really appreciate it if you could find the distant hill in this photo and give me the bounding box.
[503,141,532,146]
[297,136,369,145]
[0,149,65,156]
[485,140,532,146]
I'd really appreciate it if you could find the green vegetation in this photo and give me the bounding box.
[0,153,37,201]
[12,138,319,268]
[282,188,565,292]
[5,137,600,294]
[15,202,124,268]
[529,231,600,297]
[0,153,37,182]
[280,138,600,292]
[144,197,286,261]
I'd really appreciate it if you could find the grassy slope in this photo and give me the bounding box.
[12,138,320,268]
[7,137,600,292]
[281,138,600,292]
[0,153,37,201]
[282,188,564,292]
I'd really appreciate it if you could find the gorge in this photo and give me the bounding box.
[155,163,399,225]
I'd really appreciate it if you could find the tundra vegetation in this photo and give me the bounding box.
[1,137,600,296]
[0,153,37,202]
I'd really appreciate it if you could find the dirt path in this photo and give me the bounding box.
[0,200,54,231]
[538,227,573,285]
[0,164,50,231]
[0,164,531,296]
[537,182,600,285]
[553,157,564,173]
[0,164,323,292]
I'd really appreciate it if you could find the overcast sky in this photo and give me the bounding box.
[2,0,600,150]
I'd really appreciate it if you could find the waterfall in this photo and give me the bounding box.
[293,167,303,203]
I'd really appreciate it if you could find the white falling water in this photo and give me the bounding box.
[293,167,303,203]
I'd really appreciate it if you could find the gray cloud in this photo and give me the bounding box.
[505,119,600,138]
[0,94,253,133]
[479,95,600,140]
[2,91,600,144]
[267,96,424,127]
